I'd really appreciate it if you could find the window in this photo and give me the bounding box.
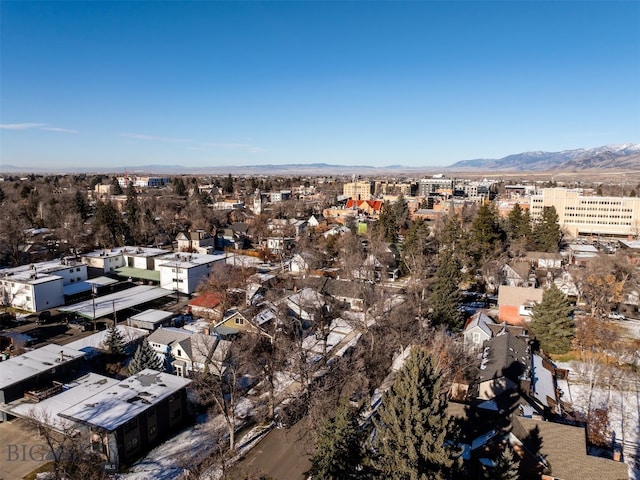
[149,425,157,436]
[127,436,139,450]
[177,349,182,357]
[235,317,244,325]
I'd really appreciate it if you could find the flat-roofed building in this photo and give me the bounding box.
[343,181,373,200]
[0,344,86,421]
[0,258,88,312]
[59,369,191,468]
[530,188,640,238]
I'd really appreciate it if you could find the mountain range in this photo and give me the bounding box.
[447,143,640,172]
[1,143,638,175]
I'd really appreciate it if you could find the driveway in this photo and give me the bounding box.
[231,420,312,480]
[0,418,51,480]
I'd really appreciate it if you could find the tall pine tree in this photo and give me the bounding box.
[529,284,574,354]
[103,324,126,356]
[506,203,531,242]
[307,403,368,480]
[534,206,562,253]
[469,202,504,264]
[129,339,163,374]
[374,348,457,480]
[429,249,464,331]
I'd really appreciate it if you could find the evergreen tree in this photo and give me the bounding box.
[534,206,562,253]
[94,199,127,246]
[307,403,368,480]
[374,348,456,480]
[439,213,464,252]
[469,202,504,264]
[375,201,398,243]
[223,174,234,194]
[173,177,187,196]
[0,186,5,204]
[529,284,574,354]
[73,190,90,221]
[489,446,520,480]
[111,177,123,195]
[429,249,464,331]
[124,182,139,227]
[104,324,126,355]
[129,340,163,374]
[506,203,531,241]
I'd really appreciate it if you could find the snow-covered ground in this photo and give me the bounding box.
[118,315,363,479]
[557,361,640,480]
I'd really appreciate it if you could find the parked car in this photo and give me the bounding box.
[68,318,92,331]
[36,310,53,325]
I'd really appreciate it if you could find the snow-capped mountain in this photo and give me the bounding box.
[448,144,640,171]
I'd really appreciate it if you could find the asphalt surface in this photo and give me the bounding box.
[231,420,313,480]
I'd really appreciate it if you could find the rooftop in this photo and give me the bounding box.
[0,344,86,390]
[59,369,191,431]
[58,285,174,320]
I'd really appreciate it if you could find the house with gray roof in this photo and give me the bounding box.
[463,311,496,352]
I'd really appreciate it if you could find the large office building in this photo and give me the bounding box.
[529,188,640,238]
[343,181,373,200]
[418,176,454,197]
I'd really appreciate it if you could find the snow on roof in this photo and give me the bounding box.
[58,285,174,320]
[569,244,598,253]
[10,373,119,430]
[64,325,148,356]
[82,246,170,259]
[532,354,556,408]
[129,309,174,325]
[86,276,119,287]
[156,252,227,269]
[0,344,85,390]
[63,281,93,296]
[59,369,191,431]
[0,258,84,283]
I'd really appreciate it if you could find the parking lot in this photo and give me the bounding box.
[1,312,99,349]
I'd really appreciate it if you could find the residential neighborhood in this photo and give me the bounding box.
[0,171,639,480]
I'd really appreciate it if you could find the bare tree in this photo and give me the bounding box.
[24,408,109,480]
[190,341,248,452]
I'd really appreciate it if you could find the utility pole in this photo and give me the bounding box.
[91,283,97,332]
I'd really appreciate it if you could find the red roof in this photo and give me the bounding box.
[189,292,223,309]
[345,199,383,212]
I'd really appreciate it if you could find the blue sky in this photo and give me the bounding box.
[1,1,639,170]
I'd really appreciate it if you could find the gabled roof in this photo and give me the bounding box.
[189,292,223,309]
[478,333,530,385]
[147,327,192,347]
[464,311,496,337]
[345,199,383,212]
[512,416,628,480]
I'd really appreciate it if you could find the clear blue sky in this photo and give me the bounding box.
[1,1,639,170]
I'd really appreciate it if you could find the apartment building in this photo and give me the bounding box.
[529,188,640,238]
[343,181,373,200]
[418,176,453,196]
[0,258,88,312]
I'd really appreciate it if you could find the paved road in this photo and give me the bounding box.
[231,420,312,480]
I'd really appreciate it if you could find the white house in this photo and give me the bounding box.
[463,311,496,352]
[170,333,231,377]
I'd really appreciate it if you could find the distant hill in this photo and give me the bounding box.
[2,143,638,175]
[448,144,640,172]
